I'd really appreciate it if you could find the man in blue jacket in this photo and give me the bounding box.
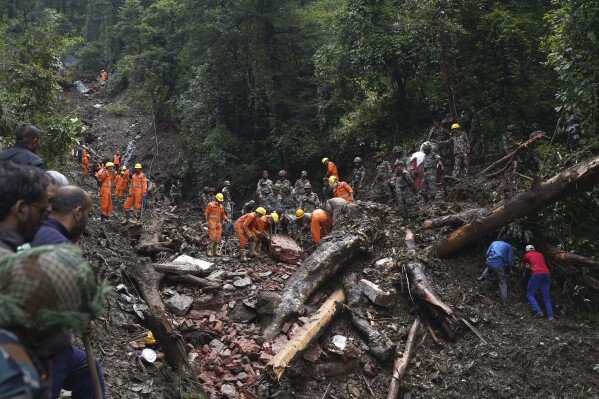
[478,234,514,305]
[0,125,44,169]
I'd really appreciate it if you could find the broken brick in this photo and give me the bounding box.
[359,279,397,308]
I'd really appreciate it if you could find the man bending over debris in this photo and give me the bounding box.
[478,234,514,305]
[235,207,267,261]
[521,245,554,321]
[297,208,332,246]
[0,245,105,399]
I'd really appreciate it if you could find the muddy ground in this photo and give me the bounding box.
[59,82,599,399]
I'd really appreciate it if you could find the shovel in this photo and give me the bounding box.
[83,333,103,399]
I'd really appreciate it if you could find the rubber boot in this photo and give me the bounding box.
[207,242,214,257]
[121,212,129,225]
[248,242,257,258]
[240,249,248,262]
[215,243,222,257]
[254,242,262,257]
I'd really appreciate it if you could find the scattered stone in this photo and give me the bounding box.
[207,270,225,282]
[302,343,323,363]
[269,234,302,265]
[209,339,226,353]
[223,283,236,291]
[164,293,193,316]
[220,383,238,398]
[359,279,397,308]
[332,335,347,350]
[375,257,393,267]
[234,277,252,288]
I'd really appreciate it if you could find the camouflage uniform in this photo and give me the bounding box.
[351,165,366,199]
[524,131,545,173]
[421,151,441,203]
[275,178,292,192]
[502,126,516,155]
[222,186,233,219]
[392,170,417,218]
[256,178,273,206]
[430,126,451,170]
[294,178,310,199]
[447,130,470,177]
[300,192,320,213]
[280,191,299,215]
[266,191,282,213]
[373,160,392,203]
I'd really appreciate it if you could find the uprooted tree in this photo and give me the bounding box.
[434,155,599,258]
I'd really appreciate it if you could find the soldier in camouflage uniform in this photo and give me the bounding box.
[393,146,410,168]
[429,119,452,171]
[441,123,470,177]
[294,171,310,199]
[420,143,441,203]
[502,125,517,155]
[300,183,320,213]
[256,170,273,206]
[392,160,418,219]
[275,170,292,192]
[266,184,282,213]
[351,157,366,199]
[280,185,299,215]
[523,130,546,173]
[372,153,392,203]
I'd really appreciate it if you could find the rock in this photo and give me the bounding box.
[375,257,393,267]
[220,383,238,398]
[233,277,252,288]
[209,339,226,353]
[93,103,102,108]
[332,335,347,350]
[359,279,397,308]
[230,302,257,322]
[164,293,193,316]
[269,234,302,265]
[207,270,225,282]
[223,284,236,291]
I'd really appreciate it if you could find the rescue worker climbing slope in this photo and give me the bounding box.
[122,163,147,224]
[322,157,339,179]
[330,176,354,203]
[96,162,114,220]
[235,207,267,261]
[82,153,90,176]
[204,193,228,257]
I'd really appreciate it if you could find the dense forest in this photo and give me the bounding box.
[0,0,598,250]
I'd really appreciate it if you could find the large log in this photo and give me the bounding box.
[266,288,346,380]
[260,202,381,339]
[544,244,599,272]
[135,217,178,256]
[125,261,190,369]
[435,155,599,258]
[421,207,488,230]
[343,273,396,362]
[387,318,421,399]
[482,133,545,175]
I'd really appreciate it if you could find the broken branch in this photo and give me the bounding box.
[387,318,421,399]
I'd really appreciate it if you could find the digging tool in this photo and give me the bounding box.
[83,333,103,399]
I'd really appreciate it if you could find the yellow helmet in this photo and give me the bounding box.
[86,154,91,157]
[270,213,279,223]
[451,123,461,130]
[256,207,266,215]
[105,162,115,167]
[321,157,329,164]
[215,193,224,202]
[296,209,305,218]
[134,163,142,169]
[328,175,337,186]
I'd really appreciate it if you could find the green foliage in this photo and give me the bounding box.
[0,9,81,167]
[104,100,134,116]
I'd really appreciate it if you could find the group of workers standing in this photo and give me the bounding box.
[78,145,147,224]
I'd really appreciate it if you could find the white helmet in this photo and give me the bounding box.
[525,245,535,252]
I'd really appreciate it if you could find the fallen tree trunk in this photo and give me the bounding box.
[166,274,221,291]
[266,288,346,380]
[421,207,488,230]
[435,155,599,258]
[482,133,545,175]
[544,244,599,272]
[135,217,178,256]
[260,202,381,339]
[125,261,190,369]
[343,273,396,362]
[387,318,421,399]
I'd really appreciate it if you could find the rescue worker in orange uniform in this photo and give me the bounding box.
[113,151,121,169]
[322,157,339,179]
[297,208,333,245]
[82,153,90,176]
[109,165,118,192]
[204,193,229,257]
[116,167,130,199]
[329,175,354,203]
[235,207,267,261]
[122,163,147,225]
[254,212,279,256]
[100,70,107,81]
[96,161,115,221]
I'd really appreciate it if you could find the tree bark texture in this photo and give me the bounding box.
[421,207,488,230]
[387,318,421,399]
[135,217,178,256]
[261,202,381,339]
[266,288,346,381]
[435,155,599,258]
[482,133,546,175]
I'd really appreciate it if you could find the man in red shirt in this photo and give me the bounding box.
[521,245,554,320]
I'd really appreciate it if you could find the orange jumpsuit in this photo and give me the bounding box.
[333,181,353,203]
[100,71,107,81]
[81,154,89,176]
[311,209,332,244]
[116,169,130,198]
[124,172,148,211]
[326,162,339,179]
[234,212,260,249]
[96,169,113,216]
[110,169,118,191]
[205,201,228,243]
[113,153,121,169]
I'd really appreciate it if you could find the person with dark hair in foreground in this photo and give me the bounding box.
[0,124,45,169]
